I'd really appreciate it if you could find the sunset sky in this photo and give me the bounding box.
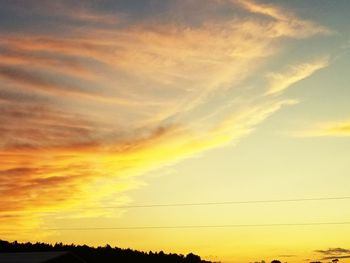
[1,0,350,262]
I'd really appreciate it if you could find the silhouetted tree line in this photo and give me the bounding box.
[0,240,213,263]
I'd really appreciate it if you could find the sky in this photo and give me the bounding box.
[0,0,350,262]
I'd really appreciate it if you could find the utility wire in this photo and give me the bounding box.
[1,196,350,215]
[43,221,350,231]
[96,196,350,209]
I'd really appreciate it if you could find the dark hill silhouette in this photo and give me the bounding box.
[0,240,213,263]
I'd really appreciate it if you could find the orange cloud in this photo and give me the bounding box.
[0,48,93,78]
[0,0,332,239]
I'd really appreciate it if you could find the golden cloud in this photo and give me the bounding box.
[0,0,331,239]
[298,119,350,137]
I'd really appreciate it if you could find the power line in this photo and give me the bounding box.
[95,196,350,209]
[1,196,350,215]
[43,221,350,231]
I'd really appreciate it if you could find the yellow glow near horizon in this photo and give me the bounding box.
[1,1,350,262]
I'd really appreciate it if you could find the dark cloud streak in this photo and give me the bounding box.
[315,248,350,255]
[315,248,350,261]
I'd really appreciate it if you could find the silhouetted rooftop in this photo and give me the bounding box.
[0,251,86,263]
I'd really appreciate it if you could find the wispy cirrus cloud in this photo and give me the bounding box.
[0,0,331,239]
[265,58,329,95]
[234,0,331,38]
[296,119,350,137]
